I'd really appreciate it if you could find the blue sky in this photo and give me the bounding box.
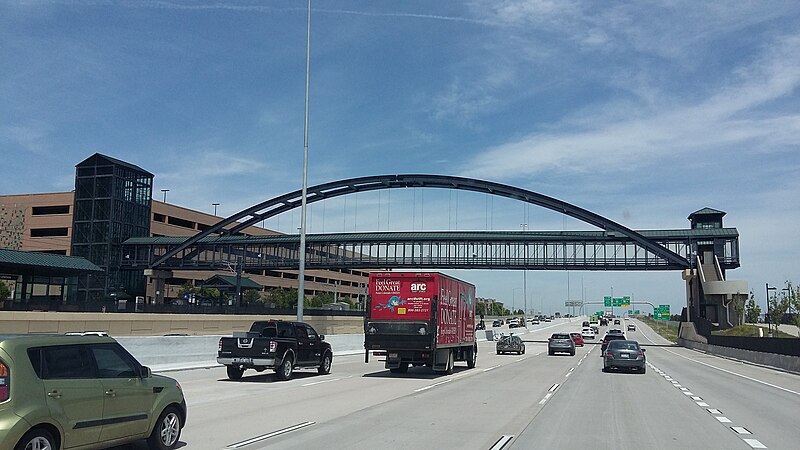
[2,1,799,315]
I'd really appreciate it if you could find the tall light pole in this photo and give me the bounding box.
[520,223,528,316]
[296,0,312,322]
[766,283,776,333]
[160,189,169,203]
[212,203,220,216]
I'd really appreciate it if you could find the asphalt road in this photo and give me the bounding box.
[121,318,799,450]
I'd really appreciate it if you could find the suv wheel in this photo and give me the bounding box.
[147,407,182,450]
[16,428,57,450]
[226,365,244,380]
[276,354,294,381]
[318,352,332,375]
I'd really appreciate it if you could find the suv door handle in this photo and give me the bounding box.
[105,390,116,397]
[47,391,62,398]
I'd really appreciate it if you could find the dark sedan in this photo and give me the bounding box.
[603,340,646,373]
[496,335,525,355]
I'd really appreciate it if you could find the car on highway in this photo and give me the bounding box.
[548,333,576,356]
[496,335,525,355]
[627,323,636,332]
[614,319,621,325]
[581,327,595,339]
[603,339,646,373]
[582,321,591,328]
[600,333,628,353]
[0,334,187,450]
[492,319,503,327]
[569,332,585,347]
[530,318,540,325]
[608,328,625,335]
[600,318,608,326]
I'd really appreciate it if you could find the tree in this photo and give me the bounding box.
[242,289,261,305]
[744,291,761,324]
[476,302,486,318]
[786,281,800,337]
[306,292,334,308]
[264,288,300,309]
[732,293,746,326]
[767,291,790,335]
[0,280,10,301]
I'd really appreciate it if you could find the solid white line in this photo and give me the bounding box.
[639,323,800,397]
[483,365,501,372]
[489,435,514,450]
[415,379,452,392]
[731,426,752,435]
[742,438,767,448]
[226,421,315,448]
[716,416,732,423]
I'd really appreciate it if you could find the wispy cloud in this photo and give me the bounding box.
[458,33,800,180]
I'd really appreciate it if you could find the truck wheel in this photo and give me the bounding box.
[445,350,454,375]
[318,352,332,375]
[466,345,477,369]
[226,365,244,380]
[276,355,294,381]
[390,363,409,374]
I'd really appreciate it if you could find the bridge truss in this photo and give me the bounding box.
[122,228,739,272]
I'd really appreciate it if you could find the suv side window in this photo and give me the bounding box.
[277,322,294,338]
[295,325,309,340]
[42,345,96,379]
[304,325,318,341]
[91,343,139,378]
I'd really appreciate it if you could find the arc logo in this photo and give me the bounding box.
[410,282,427,292]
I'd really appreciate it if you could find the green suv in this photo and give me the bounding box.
[0,334,186,450]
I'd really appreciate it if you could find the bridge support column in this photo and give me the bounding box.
[682,268,699,322]
[144,269,173,305]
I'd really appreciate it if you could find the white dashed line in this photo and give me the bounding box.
[691,396,703,401]
[731,427,752,435]
[683,391,695,396]
[548,383,560,392]
[696,401,710,407]
[489,435,514,450]
[707,409,722,415]
[715,416,732,423]
[742,438,767,448]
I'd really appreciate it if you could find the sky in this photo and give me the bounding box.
[2,1,799,315]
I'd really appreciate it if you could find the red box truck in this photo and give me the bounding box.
[364,272,478,374]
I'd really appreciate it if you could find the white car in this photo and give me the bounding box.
[581,327,595,339]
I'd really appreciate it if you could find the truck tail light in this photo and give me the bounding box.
[218,339,223,352]
[269,341,277,353]
[0,361,9,402]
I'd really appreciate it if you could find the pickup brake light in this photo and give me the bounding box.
[269,341,277,353]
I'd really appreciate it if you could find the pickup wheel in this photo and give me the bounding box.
[276,354,294,381]
[318,352,332,375]
[226,365,244,380]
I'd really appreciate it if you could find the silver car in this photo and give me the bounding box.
[603,340,646,373]
[548,333,575,356]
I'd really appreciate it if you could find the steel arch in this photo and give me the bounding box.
[149,174,689,269]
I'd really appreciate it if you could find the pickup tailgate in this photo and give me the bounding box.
[218,336,282,366]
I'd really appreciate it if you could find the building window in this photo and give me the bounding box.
[167,216,195,229]
[153,213,166,223]
[30,227,69,237]
[32,205,70,215]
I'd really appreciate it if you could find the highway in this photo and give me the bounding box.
[134,318,799,450]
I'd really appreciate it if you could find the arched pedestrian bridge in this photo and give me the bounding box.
[121,175,740,272]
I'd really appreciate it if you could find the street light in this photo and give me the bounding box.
[160,189,169,203]
[766,283,776,333]
[212,203,220,216]
[520,223,528,316]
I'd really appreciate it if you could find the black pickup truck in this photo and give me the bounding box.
[217,320,333,381]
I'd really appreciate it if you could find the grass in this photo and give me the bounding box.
[639,316,679,343]
[713,324,796,338]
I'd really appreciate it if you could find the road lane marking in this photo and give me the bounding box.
[742,438,767,448]
[490,435,514,450]
[302,376,352,386]
[691,396,703,401]
[707,408,722,414]
[715,416,732,423]
[415,379,452,392]
[548,383,559,392]
[731,427,752,435]
[683,391,695,396]
[483,365,501,372]
[539,393,553,405]
[696,401,710,407]
[226,421,315,448]
[639,323,800,397]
